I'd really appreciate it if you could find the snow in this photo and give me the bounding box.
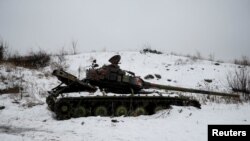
[0,51,250,141]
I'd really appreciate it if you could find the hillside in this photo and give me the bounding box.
[0,51,249,141]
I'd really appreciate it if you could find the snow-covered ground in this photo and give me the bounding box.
[0,51,249,141]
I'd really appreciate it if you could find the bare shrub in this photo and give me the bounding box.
[175,58,187,65]
[189,51,203,62]
[0,86,20,94]
[227,68,250,100]
[208,53,215,61]
[0,40,8,62]
[140,43,162,54]
[189,56,198,62]
[28,50,50,68]
[8,50,50,69]
[59,47,69,56]
[51,56,68,70]
[170,52,178,56]
[51,48,69,70]
[234,56,250,66]
[195,51,202,60]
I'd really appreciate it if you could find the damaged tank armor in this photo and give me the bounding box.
[46,55,239,120]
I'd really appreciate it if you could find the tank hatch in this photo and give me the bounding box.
[109,55,121,65]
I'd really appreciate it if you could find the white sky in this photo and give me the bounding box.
[0,0,249,61]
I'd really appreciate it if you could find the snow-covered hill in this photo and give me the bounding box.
[0,51,249,141]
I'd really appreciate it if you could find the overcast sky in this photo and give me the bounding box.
[0,0,249,61]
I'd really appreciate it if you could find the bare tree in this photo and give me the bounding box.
[72,40,78,55]
[0,40,8,61]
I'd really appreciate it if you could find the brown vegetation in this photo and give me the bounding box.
[227,68,250,100]
[234,56,250,66]
[7,50,50,69]
[0,40,8,62]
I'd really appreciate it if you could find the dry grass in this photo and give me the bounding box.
[227,68,250,101]
[234,56,250,66]
[7,50,50,69]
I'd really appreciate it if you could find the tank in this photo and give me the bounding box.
[46,55,239,120]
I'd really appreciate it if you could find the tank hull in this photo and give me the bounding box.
[49,96,200,120]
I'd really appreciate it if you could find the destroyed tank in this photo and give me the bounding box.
[46,55,239,120]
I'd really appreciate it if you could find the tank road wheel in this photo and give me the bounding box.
[94,106,108,116]
[115,106,128,116]
[55,101,72,120]
[154,106,164,113]
[46,96,55,111]
[187,100,201,109]
[73,106,87,118]
[134,107,146,116]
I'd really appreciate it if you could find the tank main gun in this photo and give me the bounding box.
[142,81,239,98]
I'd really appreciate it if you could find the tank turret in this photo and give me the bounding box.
[85,55,238,97]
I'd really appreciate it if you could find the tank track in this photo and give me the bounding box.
[47,95,201,120]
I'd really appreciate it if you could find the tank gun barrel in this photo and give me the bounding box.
[143,82,239,98]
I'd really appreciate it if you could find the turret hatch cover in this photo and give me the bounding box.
[109,55,121,65]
